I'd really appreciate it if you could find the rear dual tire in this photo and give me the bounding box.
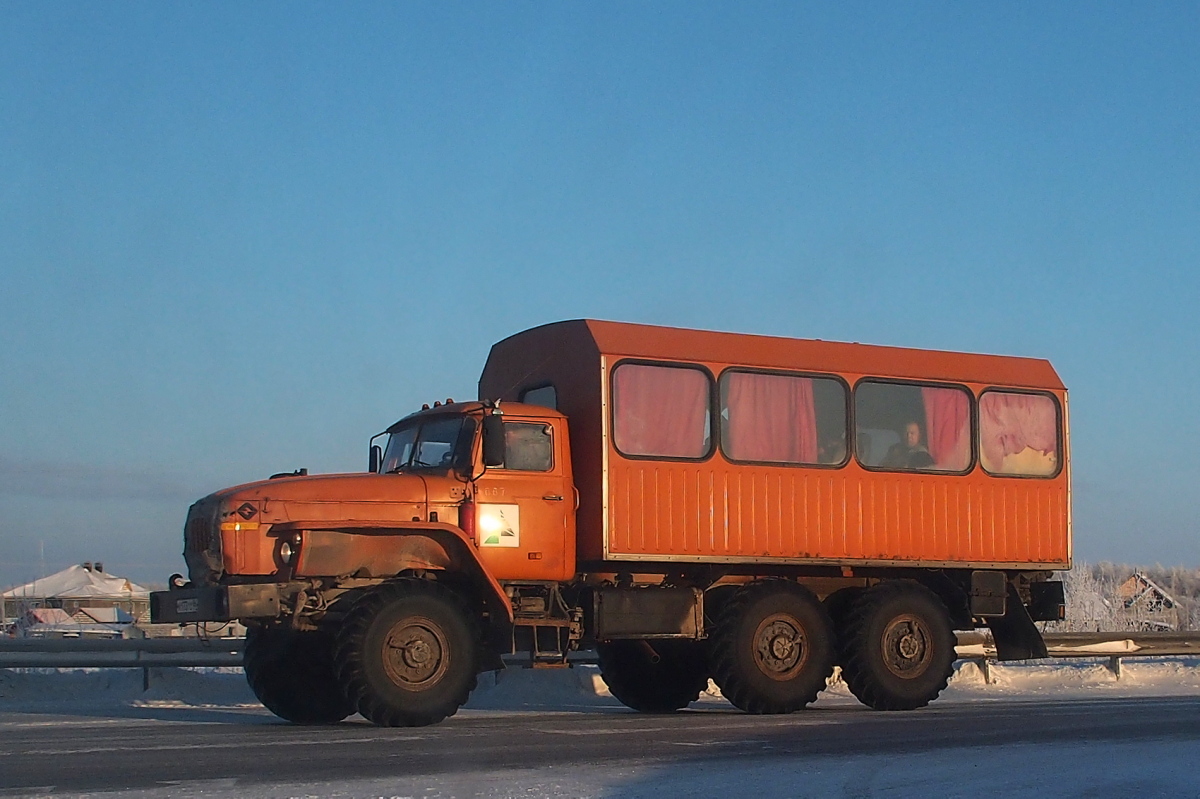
[838,581,956,711]
[708,581,835,714]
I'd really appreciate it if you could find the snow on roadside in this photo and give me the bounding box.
[3,657,1200,714]
[0,667,258,710]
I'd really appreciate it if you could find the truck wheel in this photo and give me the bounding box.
[335,579,480,727]
[597,639,709,713]
[708,581,834,714]
[243,626,353,724]
[839,581,956,711]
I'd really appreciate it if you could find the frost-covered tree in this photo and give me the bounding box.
[1047,564,1115,632]
[1046,562,1199,632]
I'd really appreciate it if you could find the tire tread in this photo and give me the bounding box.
[708,580,833,714]
[334,579,480,727]
[244,627,353,725]
[839,581,956,711]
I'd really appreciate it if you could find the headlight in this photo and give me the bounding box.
[279,542,293,563]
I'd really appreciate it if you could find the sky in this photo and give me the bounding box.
[1,3,1198,588]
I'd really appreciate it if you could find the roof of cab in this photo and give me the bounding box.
[387,401,565,432]
[489,319,1065,390]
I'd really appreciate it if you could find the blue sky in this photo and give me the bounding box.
[2,3,1198,587]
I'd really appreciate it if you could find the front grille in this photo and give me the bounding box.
[183,500,222,584]
[186,515,213,553]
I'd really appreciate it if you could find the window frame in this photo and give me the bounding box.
[609,358,718,463]
[382,414,477,476]
[497,420,556,473]
[977,388,1064,480]
[716,367,851,469]
[851,377,977,476]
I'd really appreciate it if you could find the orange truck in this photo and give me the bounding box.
[151,320,1069,726]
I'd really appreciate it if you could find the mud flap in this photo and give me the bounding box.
[985,583,1049,661]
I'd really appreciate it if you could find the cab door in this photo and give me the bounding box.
[472,417,574,581]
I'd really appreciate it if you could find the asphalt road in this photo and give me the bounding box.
[3,695,1200,797]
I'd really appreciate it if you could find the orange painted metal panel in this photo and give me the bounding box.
[606,458,1068,566]
[479,319,1071,570]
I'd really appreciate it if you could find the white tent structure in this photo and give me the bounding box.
[4,563,149,601]
[3,564,150,635]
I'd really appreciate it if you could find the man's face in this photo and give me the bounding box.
[905,423,921,447]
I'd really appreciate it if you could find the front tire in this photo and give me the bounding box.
[243,626,353,725]
[839,581,957,711]
[597,639,709,713]
[334,579,480,727]
[708,581,834,714]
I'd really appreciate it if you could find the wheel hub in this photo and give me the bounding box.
[753,614,809,681]
[881,614,933,679]
[382,616,449,688]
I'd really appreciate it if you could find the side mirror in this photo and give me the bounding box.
[482,415,506,468]
[369,445,382,473]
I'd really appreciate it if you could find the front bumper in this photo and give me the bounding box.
[150,584,284,624]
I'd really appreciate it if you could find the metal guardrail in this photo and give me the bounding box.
[956,631,1200,658]
[955,631,1200,682]
[0,637,243,669]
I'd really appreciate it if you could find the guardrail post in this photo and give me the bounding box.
[1108,656,1122,680]
[137,648,149,691]
[974,657,992,685]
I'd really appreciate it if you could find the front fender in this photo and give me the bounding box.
[277,520,513,626]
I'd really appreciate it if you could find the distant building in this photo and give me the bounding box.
[3,563,149,636]
[1116,572,1180,631]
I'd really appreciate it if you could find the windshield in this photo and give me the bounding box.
[381,415,476,474]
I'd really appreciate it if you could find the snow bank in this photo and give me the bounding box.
[945,657,1200,698]
[3,657,1200,714]
[0,667,257,711]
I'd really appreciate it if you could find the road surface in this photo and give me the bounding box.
[2,694,1199,797]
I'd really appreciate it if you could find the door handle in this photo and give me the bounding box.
[542,495,564,501]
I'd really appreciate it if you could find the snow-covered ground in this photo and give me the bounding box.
[3,657,1200,713]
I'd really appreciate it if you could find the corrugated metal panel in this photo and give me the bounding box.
[607,460,1068,566]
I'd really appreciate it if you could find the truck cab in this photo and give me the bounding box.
[371,401,576,582]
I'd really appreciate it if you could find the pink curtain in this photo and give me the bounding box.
[725,373,818,463]
[613,365,709,458]
[979,392,1057,469]
[922,387,970,470]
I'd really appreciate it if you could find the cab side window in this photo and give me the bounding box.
[500,422,554,472]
